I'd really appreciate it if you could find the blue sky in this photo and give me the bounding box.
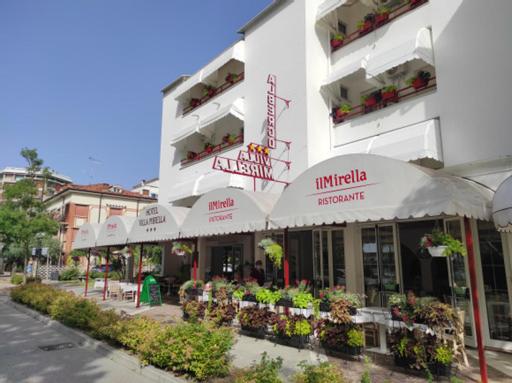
[0,0,270,188]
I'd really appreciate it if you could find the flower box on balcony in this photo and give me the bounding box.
[186,151,197,160]
[330,33,345,50]
[204,143,214,154]
[408,70,432,90]
[410,0,427,8]
[225,73,239,84]
[357,20,373,35]
[375,9,390,26]
[381,85,398,104]
[333,103,352,123]
[189,98,200,108]
[203,86,216,98]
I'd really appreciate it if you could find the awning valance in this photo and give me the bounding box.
[366,27,434,79]
[202,41,245,83]
[492,176,512,232]
[97,216,135,247]
[195,171,246,196]
[128,204,189,243]
[322,55,369,87]
[72,223,101,250]
[316,0,348,23]
[269,154,492,229]
[180,188,280,238]
[170,121,200,145]
[198,98,244,136]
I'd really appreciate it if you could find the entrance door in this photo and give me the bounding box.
[361,225,398,307]
[210,245,243,281]
[313,229,346,292]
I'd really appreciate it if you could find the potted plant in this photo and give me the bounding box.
[232,286,246,302]
[222,133,238,145]
[334,103,352,121]
[407,70,432,90]
[258,238,283,269]
[388,293,406,321]
[375,7,390,26]
[203,85,216,98]
[272,314,311,349]
[420,229,467,257]
[238,306,273,338]
[430,345,453,377]
[292,290,314,317]
[346,327,364,355]
[256,288,282,310]
[225,72,239,84]
[410,0,427,8]
[208,302,237,327]
[361,90,381,112]
[189,98,200,108]
[204,142,215,154]
[171,241,193,257]
[182,300,206,321]
[381,85,398,103]
[241,280,260,303]
[186,151,197,160]
[179,279,204,301]
[290,317,312,348]
[357,13,375,36]
[330,33,345,49]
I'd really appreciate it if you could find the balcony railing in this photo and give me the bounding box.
[182,72,245,116]
[180,134,243,167]
[332,76,436,125]
[330,0,428,53]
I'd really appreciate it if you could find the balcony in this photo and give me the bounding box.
[319,0,429,54]
[182,72,244,116]
[332,74,436,124]
[180,133,243,167]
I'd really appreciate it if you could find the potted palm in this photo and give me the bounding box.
[330,33,345,49]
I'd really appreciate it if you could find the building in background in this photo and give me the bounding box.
[0,166,72,202]
[45,183,156,261]
[157,0,512,352]
[132,177,159,199]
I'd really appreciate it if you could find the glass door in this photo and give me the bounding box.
[362,225,398,307]
[313,229,346,292]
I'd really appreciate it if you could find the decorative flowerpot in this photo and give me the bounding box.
[382,90,398,103]
[412,77,429,90]
[428,246,447,257]
[375,13,389,26]
[359,21,373,36]
[364,96,377,107]
[330,39,344,49]
[240,325,266,339]
[335,109,348,121]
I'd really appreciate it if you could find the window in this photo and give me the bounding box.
[339,85,348,100]
[337,21,347,35]
[108,207,123,217]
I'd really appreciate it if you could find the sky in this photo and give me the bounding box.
[0,0,270,188]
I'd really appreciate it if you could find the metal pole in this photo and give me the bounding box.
[193,238,198,288]
[464,217,488,383]
[84,249,91,297]
[284,228,290,287]
[102,247,110,301]
[136,243,144,308]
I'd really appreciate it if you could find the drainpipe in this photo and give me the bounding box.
[284,228,290,287]
[98,193,103,223]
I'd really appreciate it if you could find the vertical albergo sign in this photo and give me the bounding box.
[266,74,277,149]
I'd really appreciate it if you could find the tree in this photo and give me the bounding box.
[0,149,59,282]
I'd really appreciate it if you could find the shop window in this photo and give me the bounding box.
[477,221,512,342]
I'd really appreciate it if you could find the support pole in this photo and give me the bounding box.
[464,217,488,383]
[136,243,144,308]
[192,239,198,288]
[102,247,110,301]
[84,249,91,297]
[284,228,290,287]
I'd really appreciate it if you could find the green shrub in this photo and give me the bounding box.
[116,317,163,355]
[26,276,42,284]
[293,361,345,383]
[89,271,103,279]
[11,283,65,313]
[89,309,122,341]
[236,352,283,383]
[145,322,233,380]
[10,274,23,285]
[59,267,81,281]
[49,293,100,330]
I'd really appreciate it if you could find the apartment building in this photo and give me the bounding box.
[132,177,159,199]
[46,183,156,260]
[0,167,72,202]
[157,0,512,351]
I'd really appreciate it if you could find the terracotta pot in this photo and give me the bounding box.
[382,90,398,102]
[359,21,373,35]
[364,96,377,107]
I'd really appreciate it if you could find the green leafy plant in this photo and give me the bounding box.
[382,85,397,93]
[294,319,312,336]
[232,286,246,300]
[347,328,364,348]
[10,274,23,285]
[331,32,345,42]
[420,229,466,256]
[434,345,454,365]
[59,267,80,281]
[388,293,406,308]
[48,293,100,330]
[293,361,346,383]
[337,103,352,114]
[360,356,372,383]
[171,241,193,256]
[256,288,282,305]
[258,238,283,269]
[236,352,283,383]
[292,291,313,309]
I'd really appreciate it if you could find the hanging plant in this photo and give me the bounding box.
[419,229,467,257]
[258,238,283,269]
[172,241,193,257]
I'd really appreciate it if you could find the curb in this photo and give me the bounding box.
[3,298,185,383]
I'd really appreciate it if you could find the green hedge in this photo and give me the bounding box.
[10,274,23,285]
[10,284,233,380]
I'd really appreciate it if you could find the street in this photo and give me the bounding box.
[0,295,158,383]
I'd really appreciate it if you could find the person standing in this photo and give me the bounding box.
[250,260,265,286]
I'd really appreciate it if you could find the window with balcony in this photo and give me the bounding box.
[320,0,429,53]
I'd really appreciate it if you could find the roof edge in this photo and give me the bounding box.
[238,0,289,34]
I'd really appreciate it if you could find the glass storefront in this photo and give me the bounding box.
[477,221,512,342]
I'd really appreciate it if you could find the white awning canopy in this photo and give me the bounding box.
[269,154,492,229]
[198,98,244,136]
[492,176,512,232]
[366,27,434,79]
[72,223,101,250]
[180,188,280,238]
[97,216,135,247]
[322,55,369,87]
[170,121,200,145]
[202,41,245,84]
[195,171,246,196]
[128,204,189,243]
[316,0,348,23]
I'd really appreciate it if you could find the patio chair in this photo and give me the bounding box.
[122,284,136,301]
[109,280,122,300]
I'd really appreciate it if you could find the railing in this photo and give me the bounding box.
[332,77,436,125]
[182,72,245,116]
[180,134,244,167]
[331,0,428,54]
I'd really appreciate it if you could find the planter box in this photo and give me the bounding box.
[240,325,266,339]
[382,90,398,103]
[330,39,344,50]
[322,342,362,357]
[428,362,452,377]
[412,77,429,90]
[428,246,447,257]
[358,21,373,36]
[274,335,310,349]
[375,13,389,26]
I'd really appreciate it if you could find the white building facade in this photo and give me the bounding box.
[159,0,512,351]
